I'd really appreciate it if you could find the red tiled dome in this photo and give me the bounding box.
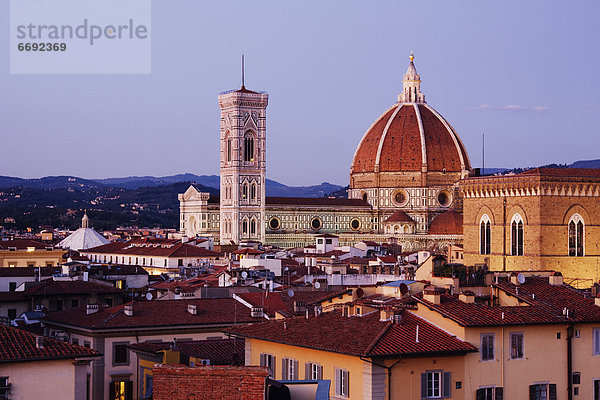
[351,103,470,174]
[428,210,463,235]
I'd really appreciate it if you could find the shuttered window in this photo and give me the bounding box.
[259,353,275,378]
[421,371,451,399]
[476,387,503,400]
[593,329,600,355]
[529,384,556,400]
[335,368,349,397]
[281,358,299,380]
[481,334,495,361]
[305,362,322,380]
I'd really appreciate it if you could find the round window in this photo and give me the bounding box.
[350,218,360,231]
[311,217,322,230]
[437,190,452,207]
[269,217,280,230]
[392,189,409,207]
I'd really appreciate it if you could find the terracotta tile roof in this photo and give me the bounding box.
[232,248,263,255]
[0,266,61,277]
[518,167,600,178]
[265,197,371,208]
[0,239,53,250]
[84,241,219,258]
[23,280,124,296]
[129,338,245,366]
[414,277,600,327]
[90,264,149,276]
[236,290,349,318]
[0,325,99,363]
[227,310,475,357]
[384,211,414,223]
[428,210,463,235]
[42,298,262,331]
[0,292,26,302]
[377,256,397,263]
[345,257,371,265]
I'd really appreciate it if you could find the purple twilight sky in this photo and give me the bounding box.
[1,0,599,186]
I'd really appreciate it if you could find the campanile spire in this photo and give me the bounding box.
[398,52,426,104]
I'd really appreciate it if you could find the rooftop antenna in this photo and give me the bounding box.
[241,54,245,89]
[482,133,485,176]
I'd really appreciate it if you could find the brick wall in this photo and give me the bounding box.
[153,365,268,400]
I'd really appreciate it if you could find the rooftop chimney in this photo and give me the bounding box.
[188,304,197,315]
[595,297,600,308]
[36,336,44,349]
[509,273,519,285]
[459,291,476,304]
[423,286,443,305]
[549,271,563,286]
[379,308,394,322]
[251,307,264,318]
[124,304,134,316]
[86,304,99,315]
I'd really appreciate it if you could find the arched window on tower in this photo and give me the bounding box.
[480,214,491,255]
[251,183,257,200]
[242,219,248,235]
[242,183,248,199]
[243,132,255,162]
[511,214,524,256]
[568,214,584,257]
[250,219,256,235]
[226,137,232,162]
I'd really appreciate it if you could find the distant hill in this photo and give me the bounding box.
[93,174,342,198]
[0,176,105,190]
[570,159,600,169]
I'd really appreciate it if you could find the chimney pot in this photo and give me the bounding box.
[124,304,134,316]
[86,304,99,315]
[36,336,44,349]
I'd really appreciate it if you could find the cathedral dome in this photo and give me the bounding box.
[428,210,463,235]
[350,55,470,189]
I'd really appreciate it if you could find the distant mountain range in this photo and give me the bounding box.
[0,174,343,198]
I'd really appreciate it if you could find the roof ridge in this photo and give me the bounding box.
[364,319,393,356]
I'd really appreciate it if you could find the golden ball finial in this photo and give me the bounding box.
[409,51,414,62]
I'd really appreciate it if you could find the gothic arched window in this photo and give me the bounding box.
[511,214,524,256]
[243,132,255,162]
[242,219,248,235]
[250,219,256,235]
[226,137,232,162]
[480,214,491,255]
[251,183,257,200]
[568,214,584,257]
[242,183,248,199]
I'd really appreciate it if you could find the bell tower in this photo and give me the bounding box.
[218,65,268,245]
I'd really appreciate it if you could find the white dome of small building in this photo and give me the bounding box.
[58,212,110,251]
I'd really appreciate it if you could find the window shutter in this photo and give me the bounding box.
[495,387,503,400]
[282,358,288,380]
[336,368,341,395]
[305,363,311,380]
[272,356,276,378]
[490,337,494,359]
[294,360,299,380]
[476,389,485,400]
[421,373,427,399]
[529,385,536,400]
[125,381,133,400]
[318,365,323,380]
[443,372,451,398]
[549,384,557,400]
[260,354,265,367]
[109,383,116,400]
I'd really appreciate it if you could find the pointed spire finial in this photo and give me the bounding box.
[241,54,245,89]
[409,51,414,62]
[398,52,426,104]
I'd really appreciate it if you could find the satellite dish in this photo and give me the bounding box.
[145,292,153,301]
[284,267,289,272]
[287,289,295,297]
[356,288,364,298]
[314,281,321,289]
[517,273,526,284]
[399,283,409,296]
[241,271,248,279]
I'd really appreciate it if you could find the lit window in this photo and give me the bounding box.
[242,219,248,235]
[481,333,495,361]
[335,368,349,397]
[510,332,524,359]
[251,183,257,200]
[511,214,524,256]
[243,183,248,199]
[568,214,584,257]
[480,214,491,255]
